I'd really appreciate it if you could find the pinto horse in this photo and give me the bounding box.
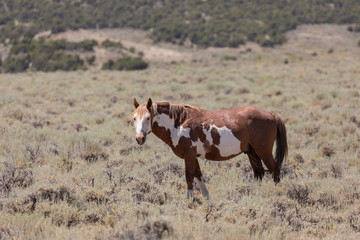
[132,98,288,199]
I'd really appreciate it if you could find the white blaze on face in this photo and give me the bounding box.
[134,112,152,135]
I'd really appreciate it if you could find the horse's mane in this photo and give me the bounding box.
[152,101,200,124]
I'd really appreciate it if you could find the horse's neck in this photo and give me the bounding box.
[153,113,176,132]
[152,112,183,148]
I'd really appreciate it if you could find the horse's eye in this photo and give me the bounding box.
[147,117,150,121]
[133,118,136,121]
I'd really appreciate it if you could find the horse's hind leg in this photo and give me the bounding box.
[255,148,279,183]
[246,146,265,180]
[194,159,209,199]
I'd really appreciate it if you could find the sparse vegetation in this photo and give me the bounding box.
[0,25,360,240]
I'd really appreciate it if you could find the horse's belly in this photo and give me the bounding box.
[194,125,241,160]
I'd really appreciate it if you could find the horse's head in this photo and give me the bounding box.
[132,98,153,145]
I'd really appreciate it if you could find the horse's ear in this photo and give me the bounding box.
[134,98,139,109]
[146,98,152,111]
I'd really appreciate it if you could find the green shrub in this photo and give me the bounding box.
[3,54,31,73]
[44,52,85,72]
[354,25,360,32]
[222,55,237,61]
[101,40,123,49]
[72,40,98,51]
[102,56,148,71]
[102,59,114,70]
[86,56,96,65]
[5,39,87,72]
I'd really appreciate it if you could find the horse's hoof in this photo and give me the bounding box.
[204,194,210,200]
[202,190,210,200]
[187,190,194,199]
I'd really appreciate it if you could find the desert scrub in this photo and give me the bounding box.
[101,39,123,49]
[4,39,91,72]
[0,26,360,239]
[0,163,34,194]
[102,56,149,71]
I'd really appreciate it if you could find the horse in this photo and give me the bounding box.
[132,98,288,199]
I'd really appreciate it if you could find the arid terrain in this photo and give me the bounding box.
[0,25,360,239]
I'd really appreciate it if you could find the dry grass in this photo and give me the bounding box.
[0,25,360,239]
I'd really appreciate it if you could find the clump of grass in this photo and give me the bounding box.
[48,203,81,227]
[5,185,75,214]
[230,184,253,203]
[36,185,75,204]
[117,219,173,239]
[287,184,311,205]
[316,192,338,209]
[222,55,237,61]
[152,163,183,184]
[349,208,360,232]
[2,107,28,121]
[330,164,342,179]
[321,144,335,158]
[0,163,34,194]
[81,151,109,163]
[5,193,37,214]
[84,189,110,205]
[293,153,304,164]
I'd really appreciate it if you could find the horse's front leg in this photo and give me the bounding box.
[194,159,210,199]
[184,152,196,199]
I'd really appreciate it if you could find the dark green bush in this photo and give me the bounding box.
[71,40,98,52]
[6,40,87,72]
[3,55,31,73]
[101,40,123,49]
[0,13,12,25]
[86,56,96,65]
[45,52,85,72]
[102,56,148,71]
[102,59,114,70]
[222,55,237,61]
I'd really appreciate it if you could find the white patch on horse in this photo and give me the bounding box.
[197,124,241,158]
[195,141,206,158]
[211,125,241,157]
[155,113,196,147]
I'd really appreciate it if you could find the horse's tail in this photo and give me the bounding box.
[273,113,288,182]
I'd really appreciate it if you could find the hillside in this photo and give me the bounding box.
[1,0,360,48]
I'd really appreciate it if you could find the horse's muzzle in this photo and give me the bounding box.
[136,134,146,145]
